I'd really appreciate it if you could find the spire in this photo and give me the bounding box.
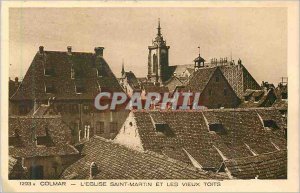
[157,18,161,36]
[198,46,201,58]
[121,59,125,76]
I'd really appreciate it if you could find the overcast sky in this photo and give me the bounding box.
[9,7,287,84]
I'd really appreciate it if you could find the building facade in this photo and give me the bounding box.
[10,46,129,143]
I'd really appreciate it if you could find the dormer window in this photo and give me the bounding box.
[71,67,75,79]
[253,91,264,102]
[254,96,261,102]
[9,129,21,147]
[244,95,250,102]
[209,123,226,134]
[154,123,175,137]
[36,126,54,147]
[263,120,279,130]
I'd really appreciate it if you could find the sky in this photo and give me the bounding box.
[9,7,287,84]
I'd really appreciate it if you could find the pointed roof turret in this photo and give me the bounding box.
[157,18,161,37]
[121,59,125,77]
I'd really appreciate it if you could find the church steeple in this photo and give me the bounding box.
[157,18,161,37]
[121,59,125,77]
[148,19,170,84]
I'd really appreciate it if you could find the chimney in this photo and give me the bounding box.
[89,162,98,179]
[67,46,72,55]
[94,47,104,57]
[39,46,44,54]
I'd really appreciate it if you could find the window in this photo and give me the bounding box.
[281,92,287,100]
[83,104,90,113]
[36,136,54,147]
[209,123,226,134]
[9,135,22,147]
[44,67,54,76]
[263,120,279,130]
[75,81,85,94]
[155,123,175,137]
[36,127,54,147]
[109,122,118,133]
[223,88,227,96]
[95,122,105,135]
[45,84,55,94]
[71,68,75,79]
[254,96,261,102]
[215,75,220,82]
[244,96,250,102]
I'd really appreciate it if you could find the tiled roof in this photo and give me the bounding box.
[61,137,227,179]
[185,67,217,92]
[11,50,123,101]
[9,116,79,158]
[164,76,186,92]
[239,89,277,108]
[123,71,141,90]
[170,64,194,77]
[219,64,261,97]
[223,150,287,179]
[131,108,286,171]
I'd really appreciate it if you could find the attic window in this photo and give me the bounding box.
[281,92,287,100]
[244,95,250,102]
[263,120,279,130]
[209,123,226,134]
[155,123,175,137]
[45,84,55,94]
[215,75,220,82]
[36,127,54,147]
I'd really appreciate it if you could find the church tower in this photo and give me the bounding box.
[147,19,170,84]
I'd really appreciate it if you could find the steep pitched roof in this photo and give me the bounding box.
[11,50,123,101]
[61,137,227,179]
[164,76,186,92]
[123,71,140,90]
[223,150,287,179]
[185,66,218,92]
[219,64,261,98]
[130,108,286,171]
[9,116,79,158]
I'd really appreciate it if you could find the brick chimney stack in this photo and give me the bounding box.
[94,47,104,57]
[67,46,72,55]
[39,46,44,54]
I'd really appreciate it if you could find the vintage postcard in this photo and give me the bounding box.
[1,1,299,192]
